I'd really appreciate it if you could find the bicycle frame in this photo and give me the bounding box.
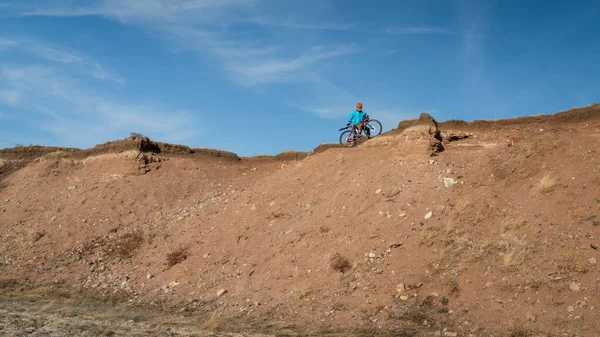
[341,117,372,142]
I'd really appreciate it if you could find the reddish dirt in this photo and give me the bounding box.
[1,104,599,336]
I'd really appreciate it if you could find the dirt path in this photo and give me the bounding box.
[0,297,274,337]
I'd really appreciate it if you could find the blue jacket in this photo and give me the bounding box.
[348,110,366,125]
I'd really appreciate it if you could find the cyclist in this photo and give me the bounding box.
[347,102,370,138]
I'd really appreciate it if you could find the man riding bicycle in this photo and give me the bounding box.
[347,102,371,138]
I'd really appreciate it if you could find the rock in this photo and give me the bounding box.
[569,282,580,292]
[429,160,436,165]
[526,312,536,322]
[217,288,227,297]
[443,178,457,187]
[589,257,597,264]
[583,215,597,222]
[429,139,444,156]
[169,281,179,288]
[396,283,406,293]
[485,281,493,288]
[146,273,153,280]
[399,295,409,301]
[444,332,458,337]
[567,306,575,312]
[368,251,377,258]
[375,188,383,194]
[424,211,433,219]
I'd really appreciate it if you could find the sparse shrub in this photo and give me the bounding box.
[114,232,145,259]
[166,246,189,267]
[330,253,351,273]
[441,297,449,305]
[537,175,556,193]
[438,307,449,313]
[502,218,527,232]
[498,234,533,268]
[33,231,46,242]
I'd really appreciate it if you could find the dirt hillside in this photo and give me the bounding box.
[1,104,599,336]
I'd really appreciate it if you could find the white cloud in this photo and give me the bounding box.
[240,16,354,30]
[0,64,195,147]
[91,63,125,84]
[385,27,452,35]
[0,38,123,84]
[16,0,256,22]
[6,0,358,85]
[0,89,21,105]
[229,45,360,84]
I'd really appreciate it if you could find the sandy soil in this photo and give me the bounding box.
[1,104,599,336]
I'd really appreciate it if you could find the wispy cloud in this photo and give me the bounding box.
[0,63,194,147]
[16,0,256,21]
[229,45,361,84]
[91,63,125,84]
[0,38,124,84]
[384,27,453,35]
[241,16,354,30]
[0,89,21,106]
[4,0,358,85]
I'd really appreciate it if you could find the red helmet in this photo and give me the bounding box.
[356,102,363,109]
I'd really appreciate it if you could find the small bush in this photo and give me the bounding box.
[537,175,556,193]
[502,218,527,232]
[330,253,351,273]
[114,232,145,259]
[166,247,189,267]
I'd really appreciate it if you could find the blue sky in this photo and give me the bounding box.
[0,0,599,156]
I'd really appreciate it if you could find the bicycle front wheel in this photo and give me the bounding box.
[365,120,382,137]
[339,130,356,147]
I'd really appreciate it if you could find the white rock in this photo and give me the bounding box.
[217,288,227,297]
[424,211,433,219]
[368,251,377,258]
[569,282,580,292]
[396,283,405,293]
[443,178,457,187]
[146,273,153,280]
[375,188,383,194]
[567,306,575,312]
[589,257,597,264]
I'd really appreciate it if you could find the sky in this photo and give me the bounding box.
[0,0,599,156]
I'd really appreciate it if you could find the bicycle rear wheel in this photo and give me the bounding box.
[365,119,382,137]
[339,130,356,147]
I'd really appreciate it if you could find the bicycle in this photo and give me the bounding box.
[338,115,382,147]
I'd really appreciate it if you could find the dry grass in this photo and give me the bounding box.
[419,226,440,245]
[166,246,189,267]
[537,175,557,193]
[109,232,145,259]
[556,251,589,274]
[453,200,469,219]
[330,253,351,273]
[501,218,527,232]
[498,234,533,268]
